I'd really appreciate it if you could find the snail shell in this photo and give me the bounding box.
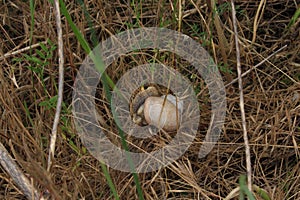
[144,95,182,131]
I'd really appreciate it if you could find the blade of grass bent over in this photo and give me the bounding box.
[57,0,119,199]
[75,2,144,199]
[59,0,145,199]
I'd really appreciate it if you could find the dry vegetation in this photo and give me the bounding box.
[0,0,300,199]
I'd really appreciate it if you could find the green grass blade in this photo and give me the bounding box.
[58,0,91,53]
[54,0,120,199]
[75,1,144,199]
[111,107,145,200]
[56,1,145,199]
[253,185,271,200]
[287,7,300,29]
[239,175,256,200]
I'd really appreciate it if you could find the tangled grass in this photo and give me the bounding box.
[0,0,299,199]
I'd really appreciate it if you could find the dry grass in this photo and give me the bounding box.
[0,0,299,199]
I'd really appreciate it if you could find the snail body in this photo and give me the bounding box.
[130,86,160,125]
[130,86,160,114]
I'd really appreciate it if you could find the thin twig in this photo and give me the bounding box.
[225,45,288,87]
[47,0,64,172]
[0,25,101,61]
[0,142,41,199]
[0,42,45,61]
[251,0,266,44]
[178,0,182,31]
[231,0,252,191]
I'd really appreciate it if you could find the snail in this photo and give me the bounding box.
[129,85,183,131]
